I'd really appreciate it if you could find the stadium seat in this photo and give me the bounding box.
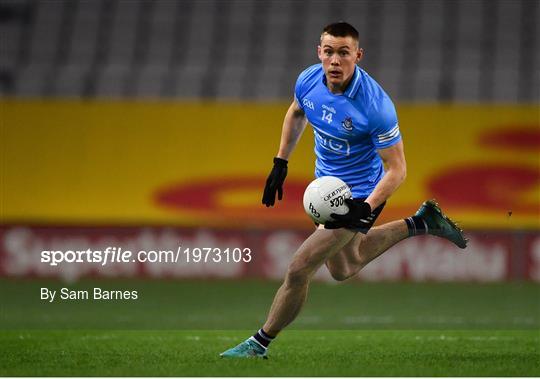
[0,0,536,102]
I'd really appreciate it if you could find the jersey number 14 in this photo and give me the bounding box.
[321,110,333,124]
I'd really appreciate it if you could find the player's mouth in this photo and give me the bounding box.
[328,70,342,78]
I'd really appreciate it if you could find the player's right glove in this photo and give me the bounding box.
[324,199,372,229]
[262,157,288,207]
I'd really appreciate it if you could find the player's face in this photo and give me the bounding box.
[318,34,363,93]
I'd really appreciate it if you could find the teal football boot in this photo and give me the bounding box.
[220,338,268,359]
[415,200,468,249]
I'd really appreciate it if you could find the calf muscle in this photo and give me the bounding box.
[263,227,355,335]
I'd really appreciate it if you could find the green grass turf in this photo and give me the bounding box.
[1,279,539,376]
[1,279,538,329]
[1,330,538,376]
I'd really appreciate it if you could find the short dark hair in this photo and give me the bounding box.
[321,22,359,42]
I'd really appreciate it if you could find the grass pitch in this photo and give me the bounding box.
[1,279,539,376]
[2,330,538,376]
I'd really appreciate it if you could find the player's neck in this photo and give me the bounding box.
[326,76,353,94]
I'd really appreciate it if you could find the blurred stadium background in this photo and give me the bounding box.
[2,0,539,281]
[1,0,539,323]
[1,0,539,376]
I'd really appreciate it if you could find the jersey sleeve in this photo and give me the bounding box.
[294,70,307,110]
[369,95,401,149]
[294,77,304,110]
[294,64,320,111]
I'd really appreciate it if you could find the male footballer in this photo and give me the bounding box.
[221,22,467,358]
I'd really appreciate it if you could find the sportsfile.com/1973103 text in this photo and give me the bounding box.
[40,246,252,266]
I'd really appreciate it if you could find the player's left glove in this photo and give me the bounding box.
[324,199,372,229]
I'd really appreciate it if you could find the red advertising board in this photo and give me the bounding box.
[1,226,538,282]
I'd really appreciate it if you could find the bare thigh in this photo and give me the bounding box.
[324,220,409,280]
[323,227,367,277]
[290,225,357,279]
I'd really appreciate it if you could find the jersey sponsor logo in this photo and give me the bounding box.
[341,117,354,131]
[377,123,400,143]
[312,126,350,155]
[302,98,315,110]
[322,104,336,114]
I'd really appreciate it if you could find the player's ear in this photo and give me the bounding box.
[356,48,364,63]
[317,45,323,61]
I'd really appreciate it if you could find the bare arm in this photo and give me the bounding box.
[276,100,308,160]
[365,140,407,209]
[261,100,308,206]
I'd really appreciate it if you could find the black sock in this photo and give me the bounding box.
[251,328,275,349]
[405,216,428,237]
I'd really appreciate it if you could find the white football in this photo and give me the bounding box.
[303,176,352,224]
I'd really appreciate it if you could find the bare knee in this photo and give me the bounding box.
[324,258,350,281]
[285,263,311,288]
[329,269,351,282]
[326,245,363,282]
[285,228,356,286]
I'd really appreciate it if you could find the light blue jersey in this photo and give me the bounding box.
[295,64,401,198]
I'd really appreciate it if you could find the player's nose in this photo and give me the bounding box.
[330,54,340,65]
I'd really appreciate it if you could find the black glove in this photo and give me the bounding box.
[262,157,288,207]
[325,199,372,229]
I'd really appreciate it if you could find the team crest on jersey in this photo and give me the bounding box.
[341,117,354,131]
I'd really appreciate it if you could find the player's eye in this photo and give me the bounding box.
[339,51,349,57]
[324,50,333,56]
